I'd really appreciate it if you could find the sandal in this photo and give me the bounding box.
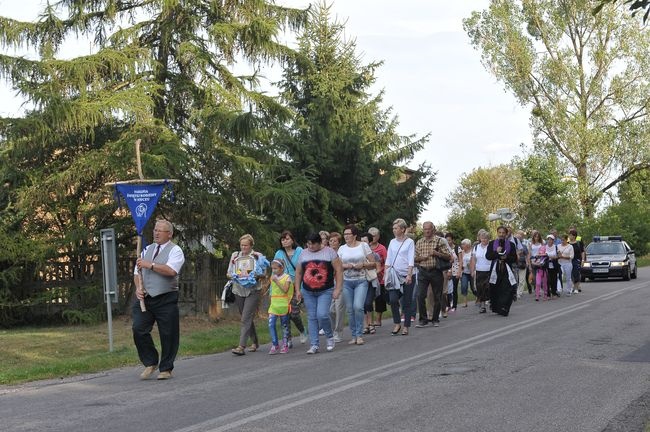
[247,344,259,352]
[391,324,401,335]
[369,325,376,334]
[372,321,382,327]
[231,346,245,356]
[363,327,370,335]
[401,327,409,336]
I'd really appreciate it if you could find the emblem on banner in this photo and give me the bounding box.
[136,203,148,218]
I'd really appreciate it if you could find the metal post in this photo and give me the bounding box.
[100,228,118,352]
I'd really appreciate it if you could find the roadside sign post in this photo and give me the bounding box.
[100,228,118,352]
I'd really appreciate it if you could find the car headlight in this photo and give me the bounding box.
[582,262,591,268]
[610,261,625,267]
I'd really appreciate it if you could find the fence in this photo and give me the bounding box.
[28,253,231,317]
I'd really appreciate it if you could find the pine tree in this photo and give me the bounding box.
[0,0,309,259]
[0,1,308,316]
[276,3,434,238]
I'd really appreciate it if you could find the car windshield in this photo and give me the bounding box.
[586,242,625,255]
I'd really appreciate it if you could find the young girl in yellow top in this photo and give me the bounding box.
[268,260,294,354]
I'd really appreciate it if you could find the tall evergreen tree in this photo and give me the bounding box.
[0,0,309,260]
[275,3,434,237]
[0,1,309,318]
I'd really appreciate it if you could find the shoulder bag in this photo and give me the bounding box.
[365,260,378,281]
[434,238,452,271]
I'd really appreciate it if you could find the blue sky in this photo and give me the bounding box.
[0,0,533,225]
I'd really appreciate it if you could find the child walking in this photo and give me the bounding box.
[268,260,294,355]
[533,245,549,301]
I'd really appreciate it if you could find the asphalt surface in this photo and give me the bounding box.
[2,270,650,432]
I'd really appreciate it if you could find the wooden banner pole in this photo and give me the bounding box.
[134,140,147,313]
[108,139,179,313]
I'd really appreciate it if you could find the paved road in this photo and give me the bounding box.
[3,271,650,432]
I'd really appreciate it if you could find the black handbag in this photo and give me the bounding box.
[435,256,452,271]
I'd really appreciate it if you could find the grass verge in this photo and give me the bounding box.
[0,315,272,386]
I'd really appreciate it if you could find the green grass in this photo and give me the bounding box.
[637,255,650,268]
[0,315,279,386]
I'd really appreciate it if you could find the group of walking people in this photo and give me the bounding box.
[226,219,586,356]
[129,218,586,379]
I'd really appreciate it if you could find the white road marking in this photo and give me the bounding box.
[175,280,649,432]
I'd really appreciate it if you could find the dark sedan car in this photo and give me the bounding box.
[580,236,637,281]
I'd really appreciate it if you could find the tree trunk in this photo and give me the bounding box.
[577,162,594,218]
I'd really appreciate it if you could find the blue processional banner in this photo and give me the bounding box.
[114,183,168,236]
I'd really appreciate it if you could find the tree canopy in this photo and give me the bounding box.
[595,0,650,22]
[446,163,521,219]
[0,0,311,257]
[465,0,650,218]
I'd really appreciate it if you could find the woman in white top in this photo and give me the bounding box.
[545,235,560,298]
[385,218,415,335]
[557,234,575,297]
[470,229,491,313]
[338,224,375,345]
[529,231,548,301]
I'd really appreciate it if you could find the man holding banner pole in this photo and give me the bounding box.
[132,219,185,380]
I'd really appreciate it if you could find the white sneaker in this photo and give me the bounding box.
[299,331,308,344]
[326,337,335,352]
[333,332,343,343]
[318,329,325,336]
[306,345,319,354]
[572,289,579,294]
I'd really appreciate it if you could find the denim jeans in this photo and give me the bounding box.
[268,314,290,347]
[343,278,368,338]
[460,272,472,296]
[301,287,334,347]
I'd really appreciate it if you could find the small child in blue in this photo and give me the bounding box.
[268,260,294,355]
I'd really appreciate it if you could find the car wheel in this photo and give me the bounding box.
[631,265,637,279]
[623,266,631,281]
